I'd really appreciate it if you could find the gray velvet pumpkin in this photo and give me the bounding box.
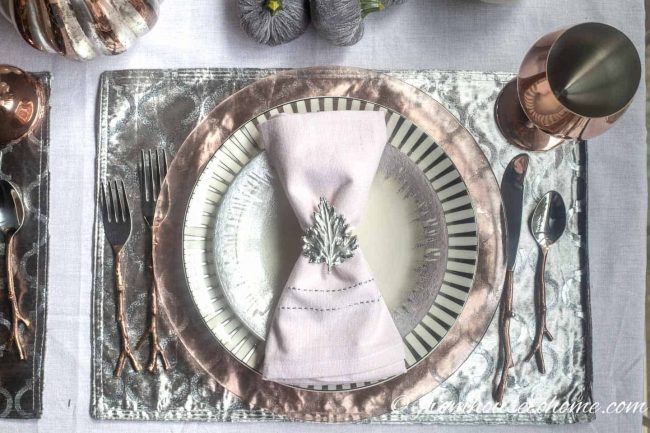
[310,0,396,46]
[239,0,310,46]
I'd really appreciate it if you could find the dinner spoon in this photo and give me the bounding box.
[526,191,566,373]
[0,178,29,360]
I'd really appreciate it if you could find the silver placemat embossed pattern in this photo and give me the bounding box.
[92,68,592,423]
[0,72,50,419]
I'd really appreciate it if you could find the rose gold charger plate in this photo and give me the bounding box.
[152,66,506,422]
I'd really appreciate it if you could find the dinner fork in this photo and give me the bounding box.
[100,179,142,376]
[136,149,170,372]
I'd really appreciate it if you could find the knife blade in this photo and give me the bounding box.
[501,154,530,270]
[494,153,529,406]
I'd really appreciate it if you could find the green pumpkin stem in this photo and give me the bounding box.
[265,0,282,16]
[360,0,385,17]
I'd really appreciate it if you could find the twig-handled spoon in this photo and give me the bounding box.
[526,191,566,373]
[0,179,29,360]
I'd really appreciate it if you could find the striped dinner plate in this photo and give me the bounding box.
[182,96,478,391]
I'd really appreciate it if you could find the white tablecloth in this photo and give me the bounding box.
[0,0,646,432]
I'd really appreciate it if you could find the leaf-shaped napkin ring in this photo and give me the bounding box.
[302,197,358,271]
[259,111,406,386]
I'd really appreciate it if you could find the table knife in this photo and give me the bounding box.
[494,153,529,406]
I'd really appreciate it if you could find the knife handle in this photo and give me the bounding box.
[494,268,514,406]
[502,269,514,321]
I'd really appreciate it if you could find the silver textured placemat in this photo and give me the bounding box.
[92,68,592,424]
[0,72,50,419]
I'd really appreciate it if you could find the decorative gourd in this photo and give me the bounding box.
[310,0,385,46]
[239,0,310,46]
[0,0,161,61]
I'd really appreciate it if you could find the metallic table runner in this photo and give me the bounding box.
[92,68,592,424]
[0,72,50,419]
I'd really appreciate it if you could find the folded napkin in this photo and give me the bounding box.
[260,110,406,386]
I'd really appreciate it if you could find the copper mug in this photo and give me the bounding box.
[495,22,641,151]
[0,65,46,147]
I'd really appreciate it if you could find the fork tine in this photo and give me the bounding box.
[120,180,129,221]
[149,149,157,200]
[108,181,114,222]
[106,182,115,224]
[100,182,109,223]
[161,149,168,180]
[110,181,120,223]
[114,180,126,223]
[154,149,163,199]
[140,150,149,202]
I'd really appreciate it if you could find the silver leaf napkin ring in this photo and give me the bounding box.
[301,197,358,272]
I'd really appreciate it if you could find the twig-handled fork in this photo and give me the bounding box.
[100,179,142,377]
[136,149,170,372]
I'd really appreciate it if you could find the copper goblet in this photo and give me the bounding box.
[495,22,641,151]
[0,65,46,147]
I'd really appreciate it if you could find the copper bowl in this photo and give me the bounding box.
[0,65,46,147]
[495,22,641,151]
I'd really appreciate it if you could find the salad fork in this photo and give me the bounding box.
[100,179,142,376]
[136,149,170,372]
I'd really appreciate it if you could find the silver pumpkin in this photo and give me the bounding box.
[0,0,161,61]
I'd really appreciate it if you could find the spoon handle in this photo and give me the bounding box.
[525,246,554,373]
[5,230,30,360]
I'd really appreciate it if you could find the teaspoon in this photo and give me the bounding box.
[0,179,29,360]
[526,191,566,373]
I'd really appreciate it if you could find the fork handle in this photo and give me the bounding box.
[5,230,30,361]
[135,223,170,372]
[112,245,142,376]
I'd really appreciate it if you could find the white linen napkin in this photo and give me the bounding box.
[260,110,406,386]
